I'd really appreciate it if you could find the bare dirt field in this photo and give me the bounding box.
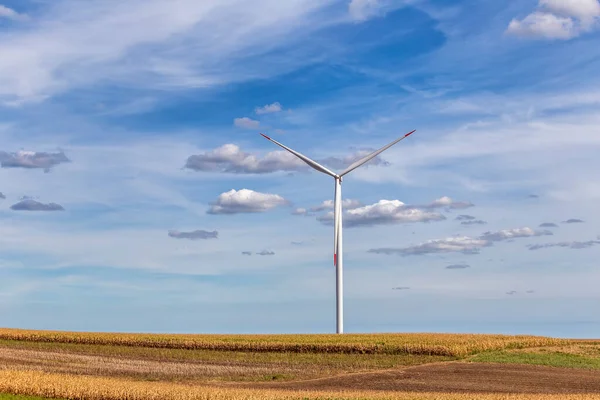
[245,362,600,394]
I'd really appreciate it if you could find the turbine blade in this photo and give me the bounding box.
[339,130,416,177]
[260,133,338,178]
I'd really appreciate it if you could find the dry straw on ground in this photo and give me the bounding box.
[2,370,600,400]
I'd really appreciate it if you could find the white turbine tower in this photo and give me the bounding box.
[260,130,416,334]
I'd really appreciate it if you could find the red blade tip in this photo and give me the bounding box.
[260,133,272,140]
[334,253,337,266]
[404,130,416,138]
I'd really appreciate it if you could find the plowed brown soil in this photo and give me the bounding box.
[246,362,600,394]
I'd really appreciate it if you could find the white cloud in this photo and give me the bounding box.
[310,199,362,212]
[0,5,27,21]
[233,117,260,130]
[319,199,446,227]
[479,227,553,242]
[428,196,474,209]
[185,144,305,174]
[369,236,490,256]
[507,0,600,40]
[0,0,341,104]
[507,12,577,40]
[255,102,283,115]
[540,0,600,27]
[208,189,288,214]
[184,144,392,174]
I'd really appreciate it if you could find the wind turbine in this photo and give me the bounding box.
[260,130,416,334]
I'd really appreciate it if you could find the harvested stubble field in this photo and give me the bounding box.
[1,328,600,400]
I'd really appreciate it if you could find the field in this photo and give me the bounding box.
[1,328,600,400]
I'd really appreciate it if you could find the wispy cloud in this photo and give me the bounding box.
[208,189,288,214]
[392,286,410,290]
[0,5,27,21]
[0,192,5,199]
[255,102,283,115]
[456,215,476,221]
[241,251,252,256]
[257,250,275,256]
[168,230,218,240]
[0,0,342,104]
[10,199,65,211]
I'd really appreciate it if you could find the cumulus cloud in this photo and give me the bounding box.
[292,207,314,216]
[310,199,362,212]
[461,220,487,225]
[319,199,446,228]
[528,240,600,251]
[185,144,305,174]
[168,230,218,240]
[0,150,70,172]
[446,264,471,269]
[479,227,553,242]
[369,226,553,257]
[456,215,476,221]
[507,12,577,39]
[257,250,275,256]
[0,5,27,21]
[0,192,5,199]
[10,199,65,211]
[185,144,392,175]
[427,196,474,210]
[241,251,252,256]
[541,0,600,26]
[234,117,260,129]
[369,236,489,256]
[208,189,288,215]
[563,218,585,223]
[507,0,600,40]
[540,222,559,228]
[255,102,283,115]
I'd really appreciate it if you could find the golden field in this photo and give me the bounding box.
[0,328,568,357]
[1,328,600,400]
[1,370,600,400]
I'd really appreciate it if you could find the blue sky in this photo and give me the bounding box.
[1,0,600,337]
